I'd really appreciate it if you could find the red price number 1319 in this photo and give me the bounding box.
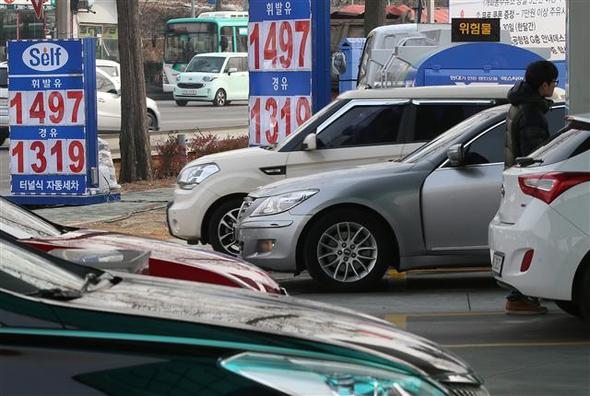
[11,140,86,175]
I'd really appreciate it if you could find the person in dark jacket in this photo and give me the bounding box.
[504,60,559,315]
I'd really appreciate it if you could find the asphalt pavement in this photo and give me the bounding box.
[151,100,248,132]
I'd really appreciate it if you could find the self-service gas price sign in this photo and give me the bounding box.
[8,39,97,198]
[248,0,312,146]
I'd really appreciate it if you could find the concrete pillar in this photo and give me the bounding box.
[56,0,73,39]
[567,1,590,114]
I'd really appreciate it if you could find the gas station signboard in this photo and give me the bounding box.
[248,0,312,146]
[7,39,99,202]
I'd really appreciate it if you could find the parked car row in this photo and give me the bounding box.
[0,225,489,395]
[167,84,520,256]
[167,82,589,319]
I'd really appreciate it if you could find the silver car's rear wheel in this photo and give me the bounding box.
[317,222,378,282]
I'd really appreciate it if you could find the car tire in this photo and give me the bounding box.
[577,264,590,321]
[207,197,244,256]
[213,89,227,106]
[555,300,582,318]
[147,111,157,131]
[303,208,393,290]
[175,100,188,107]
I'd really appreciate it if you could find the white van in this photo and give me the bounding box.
[167,84,535,256]
[173,52,248,107]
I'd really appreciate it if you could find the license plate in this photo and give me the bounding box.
[492,253,504,276]
[182,89,198,95]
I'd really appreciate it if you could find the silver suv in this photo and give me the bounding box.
[0,62,8,145]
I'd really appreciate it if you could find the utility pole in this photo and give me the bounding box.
[191,0,196,18]
[56,0,72,39]
[116,0,152,182]
[364,0,385,37]
[427,0,435,23]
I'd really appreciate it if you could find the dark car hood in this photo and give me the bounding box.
[63,273,477,383]
[24,229,281,293]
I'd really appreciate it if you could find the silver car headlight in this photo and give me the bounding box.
[251,189,318,217]
[221,353,446,396]
[177,163,219,189]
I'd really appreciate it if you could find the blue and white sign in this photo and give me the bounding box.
[248,0,312,146]
[7,39,98,200]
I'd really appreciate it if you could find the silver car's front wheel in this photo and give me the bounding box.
[317,222,378,282]
[304,209,394,290]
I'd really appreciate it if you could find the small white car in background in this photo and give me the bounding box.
[173,52,248,107]
[96,59,121,86]
[489,114,590,320]
[96,68,161,132]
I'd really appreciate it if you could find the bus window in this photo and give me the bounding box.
[236,27,248,52]
[220,26,234,52]
[164,22,217,64]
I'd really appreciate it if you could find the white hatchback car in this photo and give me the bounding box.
[173,52,248,107]
[489,114,590,320]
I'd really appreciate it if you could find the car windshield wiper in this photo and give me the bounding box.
[26,272,117,301]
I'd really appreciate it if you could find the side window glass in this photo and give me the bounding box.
[236,29,248,52]
[412,103,491,142]
[224,58,240,73]
[316,104,405,149]
[546,106,566,135]
[464,122,505,165]
[96,74,115,93]
[220,26,234,52]
[240,57,248,72]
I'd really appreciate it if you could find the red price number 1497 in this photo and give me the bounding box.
[9,90,85,126]
[249,20,311,71]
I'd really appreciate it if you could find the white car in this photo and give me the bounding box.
[96,68,161,132]
[96,59,121,87]
[173,52,248,107]
[167,84,536,256]
[489,114,590,320]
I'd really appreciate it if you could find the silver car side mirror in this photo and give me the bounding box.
[446,144,464,167]
[302,133,317,151]
[228,67,238,74]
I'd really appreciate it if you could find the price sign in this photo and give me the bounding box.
[248,0,313,146]
[8,40,95,196]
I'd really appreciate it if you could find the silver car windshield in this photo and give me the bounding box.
[0,239,85,292]
[402,106,505,163]
[0,198,62,239]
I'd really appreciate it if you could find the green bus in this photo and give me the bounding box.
[163,11,248,92]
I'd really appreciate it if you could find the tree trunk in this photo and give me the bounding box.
[364,0,386,37]
[116,0,152,182]
[215,0,223,11]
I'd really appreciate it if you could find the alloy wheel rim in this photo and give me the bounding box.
[218,207,241,255]
[217,91,225,105]
[317,221,378,282]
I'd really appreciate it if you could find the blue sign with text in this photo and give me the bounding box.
[7,39,98,200]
